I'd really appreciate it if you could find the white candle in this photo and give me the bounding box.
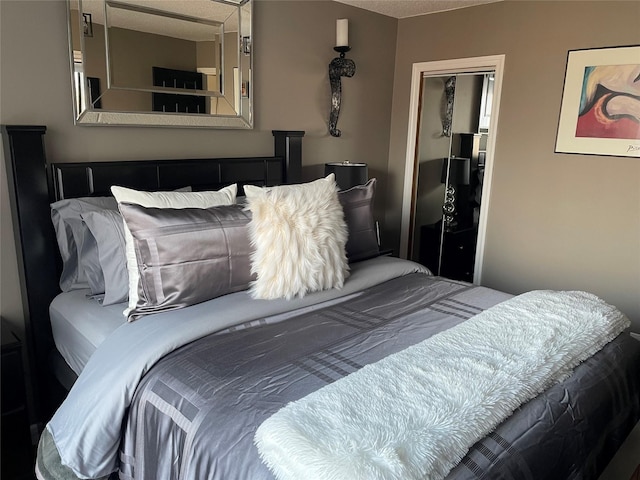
[336,19,349,47]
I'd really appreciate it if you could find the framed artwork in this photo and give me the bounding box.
[242,36,251,55]
[555,45,640,157]
[82,13,93,37]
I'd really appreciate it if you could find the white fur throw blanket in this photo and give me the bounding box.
[254,290,629,480]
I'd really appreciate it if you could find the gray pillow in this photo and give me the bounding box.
[50,197,119,291]
[81,209,129,305]
[118,203,255,321]
[338,178,380,263]
[50,187,192,296]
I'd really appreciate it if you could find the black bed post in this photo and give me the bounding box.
[2,125,60,426]
[272,130,304,184]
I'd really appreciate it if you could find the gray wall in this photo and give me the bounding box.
[0,1,397,337]
[386,1,640,329]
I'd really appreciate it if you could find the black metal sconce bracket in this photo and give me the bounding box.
[329,47,356,137]
[442,76,456,137]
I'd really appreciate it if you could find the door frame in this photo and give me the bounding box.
[399,54,505,284]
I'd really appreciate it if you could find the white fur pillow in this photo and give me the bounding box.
[244,175,349,300]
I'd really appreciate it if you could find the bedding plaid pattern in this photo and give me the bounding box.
[117,274,640,480]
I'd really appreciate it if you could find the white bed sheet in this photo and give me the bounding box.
[49,290,127,375]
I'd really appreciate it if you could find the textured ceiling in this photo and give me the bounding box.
[333,0,503,18]
[75,0,503,41]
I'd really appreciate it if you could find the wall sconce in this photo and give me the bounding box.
[442,76,456,137]
[83,13,93,38]
[329,19,356,137]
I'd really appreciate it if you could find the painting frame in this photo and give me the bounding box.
[242,36,251,56]
[82,13,93,37]
[555,45,640,158]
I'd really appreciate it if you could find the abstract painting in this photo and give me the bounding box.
[556,45,640,157]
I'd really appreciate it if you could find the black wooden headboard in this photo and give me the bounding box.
[52,157,288,200]
[2,125,304,424]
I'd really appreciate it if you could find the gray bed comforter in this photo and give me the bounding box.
[37,258,640,480]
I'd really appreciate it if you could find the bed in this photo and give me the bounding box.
[3,125,639,480]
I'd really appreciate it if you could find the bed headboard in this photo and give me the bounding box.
[1,125,304,423]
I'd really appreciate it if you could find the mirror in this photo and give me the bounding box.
[67,0,252,128]
[411,72,494,282]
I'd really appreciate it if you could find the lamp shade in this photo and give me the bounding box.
[325,162,368,190]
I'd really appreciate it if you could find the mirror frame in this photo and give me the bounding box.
[66,0,253,128]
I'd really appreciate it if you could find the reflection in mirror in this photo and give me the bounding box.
[412,72,494,282]
[67,0,252,127]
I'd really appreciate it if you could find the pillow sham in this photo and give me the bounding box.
[244,174,349,300]
[80,209,129,305]
[118,203,254,321]
[50,196,118,291]
[111,184,237,317]
[78,224,105,298]
[338,178,380,263]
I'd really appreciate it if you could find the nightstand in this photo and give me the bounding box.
[419,223,477,282]
[1,318,34,479]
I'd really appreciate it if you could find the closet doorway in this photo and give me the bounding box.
[399,55,505,284]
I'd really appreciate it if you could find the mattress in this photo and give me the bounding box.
[49,290,127,375]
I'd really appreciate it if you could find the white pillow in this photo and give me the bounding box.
[111,184,237,318]
[244,174,349,300]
